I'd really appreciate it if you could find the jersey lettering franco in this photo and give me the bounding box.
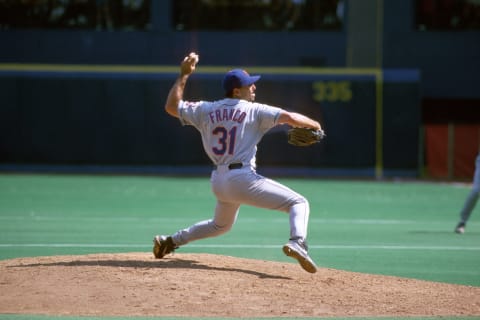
[178,98,282,167]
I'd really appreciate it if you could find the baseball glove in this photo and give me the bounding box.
[287,128,326,147]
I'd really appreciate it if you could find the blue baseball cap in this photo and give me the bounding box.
[222,69,261,93]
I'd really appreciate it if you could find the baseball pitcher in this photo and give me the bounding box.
[153,52,324,273]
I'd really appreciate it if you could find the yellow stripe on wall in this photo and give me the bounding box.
[0,63,380,76]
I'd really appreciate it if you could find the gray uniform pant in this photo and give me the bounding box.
[459,154,480,224]
[172,166,310,246]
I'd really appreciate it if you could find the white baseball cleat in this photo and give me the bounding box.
[455,222,466,234]
[283,239,317,273]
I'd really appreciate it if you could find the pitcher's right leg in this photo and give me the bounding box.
[169,201,240,246]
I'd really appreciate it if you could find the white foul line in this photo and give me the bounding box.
[0,244,479,251]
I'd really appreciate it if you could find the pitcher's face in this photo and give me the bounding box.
[235,84,256,102]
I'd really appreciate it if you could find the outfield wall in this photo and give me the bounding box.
[0,65,420,177]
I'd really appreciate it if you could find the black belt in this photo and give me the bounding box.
[214,163,243,170]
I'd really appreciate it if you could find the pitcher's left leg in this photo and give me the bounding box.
[289,200,310,240]
[233,174,317,273]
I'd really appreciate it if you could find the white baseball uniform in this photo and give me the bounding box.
[170,98,310,246]
[459,153,480,224]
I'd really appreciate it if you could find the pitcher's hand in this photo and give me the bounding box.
[180,52,199,76]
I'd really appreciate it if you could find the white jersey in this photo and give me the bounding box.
[178,98,282,167]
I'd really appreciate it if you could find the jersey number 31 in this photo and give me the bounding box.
[212,126,237,155]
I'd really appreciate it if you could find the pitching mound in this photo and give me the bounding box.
[1,252,479,318]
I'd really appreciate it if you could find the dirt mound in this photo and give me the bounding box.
[1,252,479,317]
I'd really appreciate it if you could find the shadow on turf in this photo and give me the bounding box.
[9,257,292,280]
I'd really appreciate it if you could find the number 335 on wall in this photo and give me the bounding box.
[312,81,352,102]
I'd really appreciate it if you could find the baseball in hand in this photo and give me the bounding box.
[188,52,199,65]
[181,52,199,75]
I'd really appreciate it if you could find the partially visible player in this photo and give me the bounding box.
[455,151,480,234]
[152,52,323,273]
